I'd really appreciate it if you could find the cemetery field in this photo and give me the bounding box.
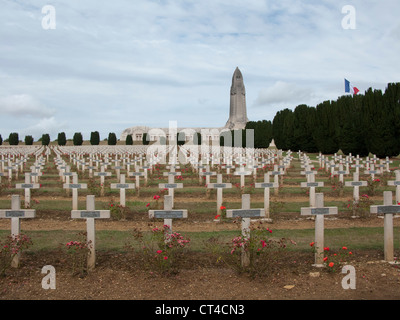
[1,146,400,300]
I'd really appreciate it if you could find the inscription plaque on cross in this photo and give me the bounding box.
[226,194,265,267]
[71,195,110,271]
[370,191,400,263]
[301,193,338,267]
[0,195,35,267]
[15,172,40,208]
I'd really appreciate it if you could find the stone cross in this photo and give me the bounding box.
[301,193,338,267]
[300,174,324,207]
[63,174,88,210]
[200,165,217,186]
[159,174,183,208]
[384,157,393,172]
[333,163,349,184]
[269,164,284,195]
[234,165,252,188]
[255,173,279,220]
[94,166,112,196]
[0,195,35,267]
[370,191,400,263]
[387,170,400,204]
[149,195,188,240]
[110,174,135,207]
[129,170,145,189]
[345,172,367,203]
[365,164,379,181]
[112,160,124,181]
[207,173,232,218]
[15,173,40,208]
[71,195,110,271]
[226,194,265,267]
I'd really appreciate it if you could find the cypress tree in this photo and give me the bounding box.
[108,132,117,145]
[9,132,19,145]
[41,133,50,146]
[57,132,66,146]
[25,135,34,145]
[90,131,100,145]
[73,132,83,146]
[126,134,133,145]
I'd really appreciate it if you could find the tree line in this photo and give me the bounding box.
[271,82,400,157]
[1,82,399,157]
[0,132,122,146]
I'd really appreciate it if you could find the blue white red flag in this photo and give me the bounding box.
[345,79,360,95]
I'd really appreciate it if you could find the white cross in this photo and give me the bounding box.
[0,195,35,267]
[226,194,265,267]
[149,195,188,241]
[207,173,232,219]
[387,170,400,204]
[110,174,135,207]
[15,173,40,208]
[345,172,367,203]
[370,191,400,263]
[301,193,338,267]
[255,173,279,220]
[159,174,183,208]
[71,195,110,271]
[63,174,88,210]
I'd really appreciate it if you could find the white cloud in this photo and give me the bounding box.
[0,94,55,118]
[254,81,316,108]
[0,0,399,139]
[22,117,67,140]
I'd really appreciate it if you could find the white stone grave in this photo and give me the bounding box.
[110,174,135,207]
[370,191,400,263]
[0,195,35,267]
[301,193,338,267]
[149,195,188,241]
[63,174,88,210]
[71,195,110,271]
[226,194,265,267]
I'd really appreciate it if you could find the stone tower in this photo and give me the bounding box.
[225,67,249,130]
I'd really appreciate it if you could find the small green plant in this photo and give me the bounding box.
[0,234,33,276]
[208,221,296,278]
[131,224,190,276]
[108,197,129,220]
[345,194,374,218]
[366,177,381,196]
[65,232,91,277]
[87,177,101,196]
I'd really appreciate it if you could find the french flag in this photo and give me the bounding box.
[345,79,360,95]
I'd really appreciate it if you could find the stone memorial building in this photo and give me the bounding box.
[120,67,249,143]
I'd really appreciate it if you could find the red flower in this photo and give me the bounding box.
[146,203,150,207]
[214,215,221,220]
[220,206,226,210]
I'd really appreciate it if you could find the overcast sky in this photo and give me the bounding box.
[1,0,399,141]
